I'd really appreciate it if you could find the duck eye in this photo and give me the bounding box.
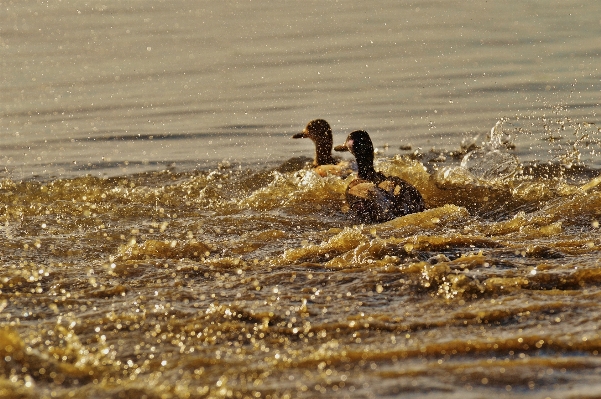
[346,139,354,151]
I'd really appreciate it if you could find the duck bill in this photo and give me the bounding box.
[292,131,308,139]
[334,144,349,152]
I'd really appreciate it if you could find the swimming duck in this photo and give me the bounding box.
[292,119,352,177]
[334,130,425,223]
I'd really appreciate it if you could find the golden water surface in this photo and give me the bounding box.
[3,134,601,398]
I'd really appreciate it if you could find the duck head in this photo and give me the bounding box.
[334,130,374,158]
[335,130,377,179]
[292,119,336,166]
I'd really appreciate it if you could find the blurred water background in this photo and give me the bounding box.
[1,0,599,178]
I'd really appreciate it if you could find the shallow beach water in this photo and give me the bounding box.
[2,1,601,398]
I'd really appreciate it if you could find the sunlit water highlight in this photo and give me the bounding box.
[3,133,601,398]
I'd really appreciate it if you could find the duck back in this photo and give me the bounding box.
[345,174,425,223]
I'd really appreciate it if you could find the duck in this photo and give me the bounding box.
[292,119,353,177]
[334,130,425,223]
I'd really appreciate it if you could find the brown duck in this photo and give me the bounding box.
[292,119,352,177]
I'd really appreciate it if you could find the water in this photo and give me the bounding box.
[2,0,600,178]
[1,1,601,398]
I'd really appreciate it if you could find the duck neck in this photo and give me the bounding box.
[314,142,336,166]
[356,154,379,181]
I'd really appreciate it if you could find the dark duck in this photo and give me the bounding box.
[334,130,425,223]
[292,119,352,177]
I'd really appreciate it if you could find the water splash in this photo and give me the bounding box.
[460,120,520,182]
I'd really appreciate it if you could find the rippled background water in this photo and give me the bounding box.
[2,1,601,399]
[1,0,599,178]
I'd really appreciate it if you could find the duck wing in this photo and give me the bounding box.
[345,176,425,223]
[377,176,426,216]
